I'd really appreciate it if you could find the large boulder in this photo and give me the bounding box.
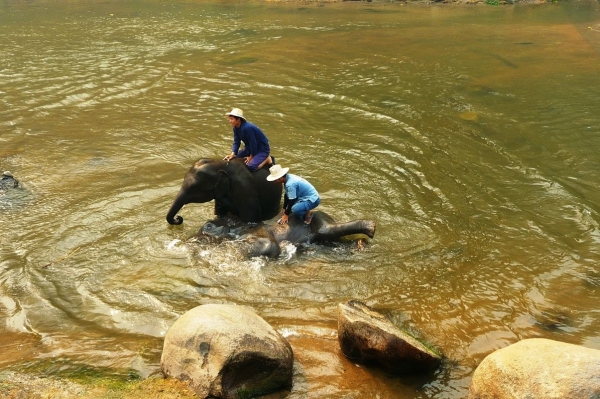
[337,300,442,373]
[468,338,600,399]
[161,304,293,399]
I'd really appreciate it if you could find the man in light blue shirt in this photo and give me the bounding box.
[266,164,320,225]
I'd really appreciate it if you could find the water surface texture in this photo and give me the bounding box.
[1,1,600,397]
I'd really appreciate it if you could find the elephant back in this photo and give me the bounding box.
[217,159,283,222]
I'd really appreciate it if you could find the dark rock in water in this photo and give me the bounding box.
[338,300,442,373]
[534,307,571,331]
[0,171,34,211]
[1,171,19,190]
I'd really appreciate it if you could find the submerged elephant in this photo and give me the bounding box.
[199,211,376,258]
[166,158,282,225]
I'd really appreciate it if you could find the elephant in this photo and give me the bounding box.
[199,211,377,258]
[166,158,283,225]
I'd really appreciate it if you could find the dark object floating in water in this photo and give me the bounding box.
[491,53,518,69]
[222,57,259,65]
[1,171,19,190]
[535,308,571,331]
[1,171,34,211]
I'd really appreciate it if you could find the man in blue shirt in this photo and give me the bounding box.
[223,108,273,171]
[266,164,320,225]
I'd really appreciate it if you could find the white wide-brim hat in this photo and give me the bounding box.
[226,108,245,120]
[266,164,289,181]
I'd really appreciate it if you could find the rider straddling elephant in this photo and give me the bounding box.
[267,164,321,225]
[222,107,319,224]
[223,108,274,171]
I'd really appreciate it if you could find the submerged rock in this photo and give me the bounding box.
[337,300,441,373]
[161,304,293,399]
[0,171,33,211]
[468,338,600,399]
[1,171,19,190]
[459,111,478,121]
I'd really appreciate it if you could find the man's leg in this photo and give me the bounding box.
[247,151,270,171]
[303,198,320,224]
[291,199,319,223]
[235,148,249,159]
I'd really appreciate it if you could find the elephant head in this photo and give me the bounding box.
[166,158,282,225]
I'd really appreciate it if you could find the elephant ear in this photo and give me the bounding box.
[215,170,231,197]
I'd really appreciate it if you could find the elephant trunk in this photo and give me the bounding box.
[166,197,185,225]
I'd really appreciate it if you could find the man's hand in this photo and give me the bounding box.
[244,155,253,165]
[223,153,235,161]
[277,214,289,225]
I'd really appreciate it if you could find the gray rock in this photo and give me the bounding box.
[468,338,600,399]
[1,171,19,190]
[337,300,441,373]
[161,304,293,399]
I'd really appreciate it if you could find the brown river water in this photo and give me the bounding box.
[1,0,600,397]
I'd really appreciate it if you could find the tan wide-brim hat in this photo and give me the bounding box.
[226,108,245,120]
[266,164,289,181]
